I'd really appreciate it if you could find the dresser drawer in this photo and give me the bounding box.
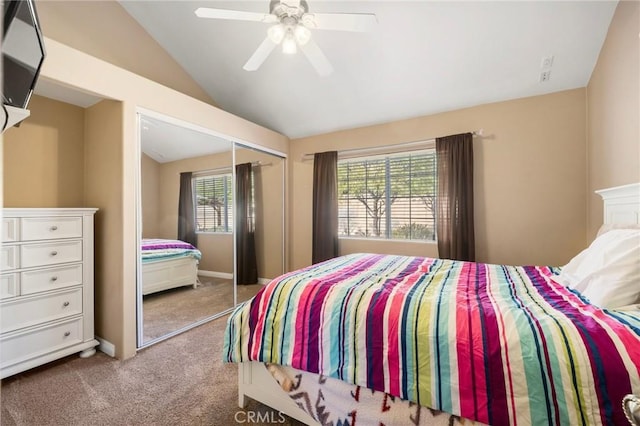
[1,287,82,333]
[20,217,83,241]
[21,264,83,295]
[1,245,19,271]
[0,274,19,299]
[20,240,82,268]
[0,317,83,370]
[2,218,18,243]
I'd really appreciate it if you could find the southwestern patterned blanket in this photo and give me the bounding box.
[266,362,488,426]
[224,253,640,425]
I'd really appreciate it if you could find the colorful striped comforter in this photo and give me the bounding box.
[223,253,640,425]
[141,238,202,263]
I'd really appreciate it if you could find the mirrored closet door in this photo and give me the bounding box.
[136,113,235,347]
[135,114,287,348]
[234,143,286,305]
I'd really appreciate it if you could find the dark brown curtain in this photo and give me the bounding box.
[312,151,339,264]
[236,163,258,284]
[436,133,475,261]
[177,172,197,247]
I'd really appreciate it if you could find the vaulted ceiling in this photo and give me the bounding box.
[117,1,616,139]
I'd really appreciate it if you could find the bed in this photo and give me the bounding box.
[141,239,202,296]
[224,183,640,426]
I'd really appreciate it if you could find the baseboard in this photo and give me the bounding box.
[96,336,116,357]
[198,270,233,280]
[199,270,270,285]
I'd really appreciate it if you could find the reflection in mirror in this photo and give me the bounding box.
[234,144,285,305]
[138,114,234,346]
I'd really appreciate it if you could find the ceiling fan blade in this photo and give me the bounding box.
[300,39,333,76]
[302,12,377,32]
[195,7,277,23]
[243,37,278,71]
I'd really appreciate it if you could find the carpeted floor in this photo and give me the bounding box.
[0,316,304,426]
[143,277,263,342]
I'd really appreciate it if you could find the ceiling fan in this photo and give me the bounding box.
[194,0,377,76]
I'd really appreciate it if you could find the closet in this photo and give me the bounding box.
[136,111,286,348]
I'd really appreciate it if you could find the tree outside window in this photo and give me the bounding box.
[337,150,436,241]
[193,174,233,233]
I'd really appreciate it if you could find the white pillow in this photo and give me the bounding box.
[556,229,640,308]
[555,247,592,291]
[613,303,640,312]
[596,223,640,238]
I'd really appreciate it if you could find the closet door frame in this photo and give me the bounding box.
[134,107,286,349]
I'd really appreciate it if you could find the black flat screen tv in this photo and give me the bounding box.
[2,0,46,110]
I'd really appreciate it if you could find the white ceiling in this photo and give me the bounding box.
[118,0,616,139]
[140,115,233,163]
[35,77,103,108]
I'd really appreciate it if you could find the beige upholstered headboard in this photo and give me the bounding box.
[595,183,640,225]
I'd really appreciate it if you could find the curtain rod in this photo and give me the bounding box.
[188,161,271,177]
[300,129,484,162]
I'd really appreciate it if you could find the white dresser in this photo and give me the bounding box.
[1,208,99,379]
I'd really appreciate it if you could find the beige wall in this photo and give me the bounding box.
[3,96,85,207]
[140,154,161,238]
[255,158,286,279]
[586,0,640,239]
[83,100,126,358]
[290,89,587,270]
[197,234,234,274]
[36,1,215,106]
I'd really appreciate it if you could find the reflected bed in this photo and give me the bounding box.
[141,239,201,295]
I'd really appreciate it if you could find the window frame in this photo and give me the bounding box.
[337,148,437,242]
[192,172,233,234]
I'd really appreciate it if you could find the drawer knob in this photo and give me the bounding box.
[51,276,58,282]
[50,226,58,231]
[64,331,71,337]
[51,251,58,256]
[63,301,70,307]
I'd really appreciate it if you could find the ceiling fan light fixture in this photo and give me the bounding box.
[294,24,311,45]
[195,1,377,75]
[282,30,297,54]
[267,24,286,44]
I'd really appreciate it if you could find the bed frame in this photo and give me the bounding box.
[237,182,640,425]
[238,362,318,424]
[596,182,640,225]
[141,256,199,296]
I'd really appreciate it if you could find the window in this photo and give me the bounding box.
[338,150,436,241]
[193,174,232,233]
